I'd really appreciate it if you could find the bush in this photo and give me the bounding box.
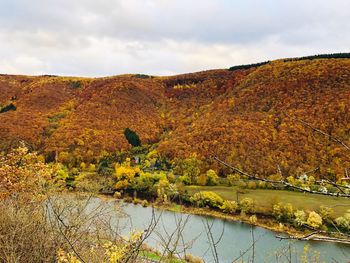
[0,200,58,262]
[70,167,79,176]
[124,196,133,203]
[156,177,170,202]
[335,210,350,231]
[239,198,255,213]
[227,174,240,186]
[220,200,238,214]
[132,198,143,205]
[54,166,69,186]
[294,210,306,226]
[97,158,113,176]
[196,174,207,186]
[335,216,350,231]
[257,181,267,189]
[74,175,105,193]
[236,181,247,188]
[190,191,224,209]
[206,169,219,186]
[0,196,122,263]
[167,172,176,183]
[335,216,349,231]
[87,163,96,172]
[247,181,257,189]
[184,254,204,263]
[113,191,122,199]
[249,215,258,224]
[319,206,334,223]
[306,211,323,229]
[141,200,148,207]
[132,171,162,195]
[197,169,219,186]
[178,175,191,185]
[272,202,294,222]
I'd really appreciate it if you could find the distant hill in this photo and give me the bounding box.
[0,54,349,179]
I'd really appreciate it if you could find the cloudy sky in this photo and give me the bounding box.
[0,0,349,76]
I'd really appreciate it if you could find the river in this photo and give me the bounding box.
[60,195,350,262]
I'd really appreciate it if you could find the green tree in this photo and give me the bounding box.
[0,103,16,113]
[124,128,141,147]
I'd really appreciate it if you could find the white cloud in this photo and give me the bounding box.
[0,0,349,76]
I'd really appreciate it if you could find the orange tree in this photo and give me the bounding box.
[0,145,53,199]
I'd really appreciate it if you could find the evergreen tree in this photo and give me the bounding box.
[124,128,141,147]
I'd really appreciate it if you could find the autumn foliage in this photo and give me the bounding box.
[0,145,52,199]
[0,57,349,180]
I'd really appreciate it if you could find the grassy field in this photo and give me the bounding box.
[140,250,185,263]
[185,185,350,217]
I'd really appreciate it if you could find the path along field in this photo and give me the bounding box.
[185,186,350,217]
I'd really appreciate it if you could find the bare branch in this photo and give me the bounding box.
[203,218,220,263]
[215,157,350,198]
[276,232,350,245]
[47,196,87,263]
[291,117,350,152]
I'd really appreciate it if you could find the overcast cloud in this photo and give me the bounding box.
[0,0,349,76]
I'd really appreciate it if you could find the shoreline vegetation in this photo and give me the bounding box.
[98,191,350,246]
[2,145,350,242]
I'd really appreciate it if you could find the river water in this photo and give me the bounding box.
[63,196,350,262]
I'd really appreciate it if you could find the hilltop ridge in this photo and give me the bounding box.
[0,55,349,179]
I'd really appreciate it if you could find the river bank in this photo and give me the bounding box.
[96,192,350,246]
[92,193,350,262]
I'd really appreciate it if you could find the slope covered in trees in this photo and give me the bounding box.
[0,56,349,180]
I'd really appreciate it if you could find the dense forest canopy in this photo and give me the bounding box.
[0,55,349,180]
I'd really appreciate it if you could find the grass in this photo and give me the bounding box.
[140,250,185,262]
[185,185,350,217]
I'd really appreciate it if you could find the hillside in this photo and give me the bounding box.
[0,57,349,179]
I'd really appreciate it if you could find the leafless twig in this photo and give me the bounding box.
[215,157,350,198]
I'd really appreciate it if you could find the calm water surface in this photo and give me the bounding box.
[69,196,350,263]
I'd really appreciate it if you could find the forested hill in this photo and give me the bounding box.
[0,55,349,179]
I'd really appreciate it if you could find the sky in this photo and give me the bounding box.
[0,0,349,77]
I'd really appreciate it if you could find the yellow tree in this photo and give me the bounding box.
[115,158,140,190]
